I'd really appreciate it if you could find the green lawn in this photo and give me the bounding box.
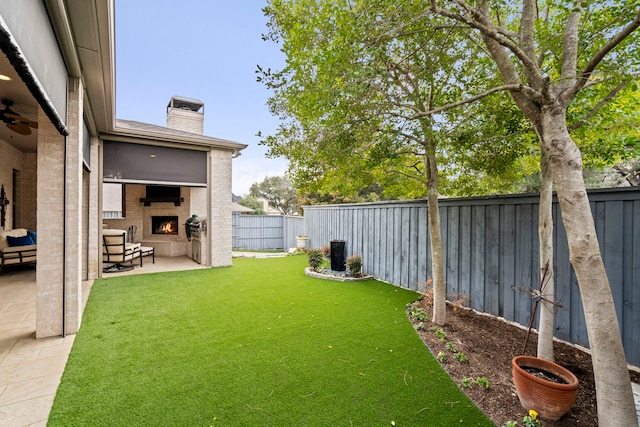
[49,256,492,426]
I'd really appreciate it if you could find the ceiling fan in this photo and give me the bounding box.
[0,99,38,135]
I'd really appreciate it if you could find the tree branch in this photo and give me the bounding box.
[520,0,542,88]
[411,84,541,118]
[431,0,542,83]
[567,80,631,131]
[562,7,640,103]
[557,8,582,96]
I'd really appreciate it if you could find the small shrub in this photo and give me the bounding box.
[475,377,490,389]
[288,248,307,256]
[445,342,457,353]
[436,351,447,362]
[430,326,447,342]
[522,410,541,427]
[460,377,474,388]
[320,245,330,258]
[414,322,425,331]
[307,249,324,271]
[454,352,469,363]
[461,376,490,389]
[408,304,429,321]
[346,254,363,277]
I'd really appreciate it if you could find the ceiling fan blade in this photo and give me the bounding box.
[4,113,38,128]
[7,122,32,135]
[4,112,23,120]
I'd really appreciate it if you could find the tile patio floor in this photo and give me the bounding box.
[0,256,206,427]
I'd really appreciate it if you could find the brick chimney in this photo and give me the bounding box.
[166,95,204,135]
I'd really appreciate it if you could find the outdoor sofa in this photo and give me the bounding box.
[0,228,37,272]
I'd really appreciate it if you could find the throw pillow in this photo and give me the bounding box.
[6,235,35,247]
[27,230,37,244]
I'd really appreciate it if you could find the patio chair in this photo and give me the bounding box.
[102,229,142,273]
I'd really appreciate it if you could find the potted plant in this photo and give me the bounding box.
[511,264,579,421]
[296,235,309,249]
[512,355,579,421]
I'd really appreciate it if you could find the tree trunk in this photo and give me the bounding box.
[537,149,555,361]
[539,104,638,427]
[426,153,446,325]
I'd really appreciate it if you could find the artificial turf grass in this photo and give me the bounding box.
[49,256,492,426]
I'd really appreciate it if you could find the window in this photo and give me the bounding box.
[102,183,126,218]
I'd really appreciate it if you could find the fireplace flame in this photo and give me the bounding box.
[161,221,175,234]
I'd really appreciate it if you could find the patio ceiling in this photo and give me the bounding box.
[0,52,39,153]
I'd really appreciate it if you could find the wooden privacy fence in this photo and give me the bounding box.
[303,187,640,367]
[232,214,304,250]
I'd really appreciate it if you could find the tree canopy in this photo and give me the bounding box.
[259,1,640,202]
[249,175,300,215]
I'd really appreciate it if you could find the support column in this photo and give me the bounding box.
[87,136,100,280]
[36,108,65,338]
[62,77,84,334]
[35,77,84,338]
[208,149,233,267]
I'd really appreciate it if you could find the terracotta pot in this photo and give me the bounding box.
[512,355,579,421]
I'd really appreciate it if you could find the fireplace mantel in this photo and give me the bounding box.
[139,197,184,206]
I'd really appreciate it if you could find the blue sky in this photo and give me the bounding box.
[115,1,287,196]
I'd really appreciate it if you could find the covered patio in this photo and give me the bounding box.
[0,0,245,346]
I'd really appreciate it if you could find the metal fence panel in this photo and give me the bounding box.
[303,188,640,367]
[232,215,304,250]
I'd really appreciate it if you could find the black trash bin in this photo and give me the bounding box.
[330,240,346,271]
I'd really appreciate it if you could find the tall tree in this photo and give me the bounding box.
[422,2,639,425]
[249,175,300,215]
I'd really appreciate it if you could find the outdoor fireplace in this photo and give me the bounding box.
[152,216,179,235]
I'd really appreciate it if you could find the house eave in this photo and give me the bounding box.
[102,124,248,154]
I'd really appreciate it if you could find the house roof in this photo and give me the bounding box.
[232,202,255,213]
[106,119,248,154]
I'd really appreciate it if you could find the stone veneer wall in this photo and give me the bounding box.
[36,108,65,338]
[62,80,84,335]
[209,149,233,267]
[103,184,202,257]
[87,138,101,280]
[166,108,204,135]
[0,140,36,230]
[21,153,37,231]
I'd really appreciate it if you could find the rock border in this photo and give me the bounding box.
[304,267,373,282]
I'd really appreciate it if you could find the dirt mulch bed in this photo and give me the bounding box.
[409,299,640,426]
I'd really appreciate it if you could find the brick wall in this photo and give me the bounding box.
[209,149,233,267]
[0,140,33,230]
[36,109,65,338]
[166,108,204,135]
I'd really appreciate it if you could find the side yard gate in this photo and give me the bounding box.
[303,187,640,367]
[232,214,304,251]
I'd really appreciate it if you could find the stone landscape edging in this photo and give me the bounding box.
[304,267,373,282]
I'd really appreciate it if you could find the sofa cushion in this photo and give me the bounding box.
[7,235,35,247]
[0,228,29,250]
[27,230,37,244]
